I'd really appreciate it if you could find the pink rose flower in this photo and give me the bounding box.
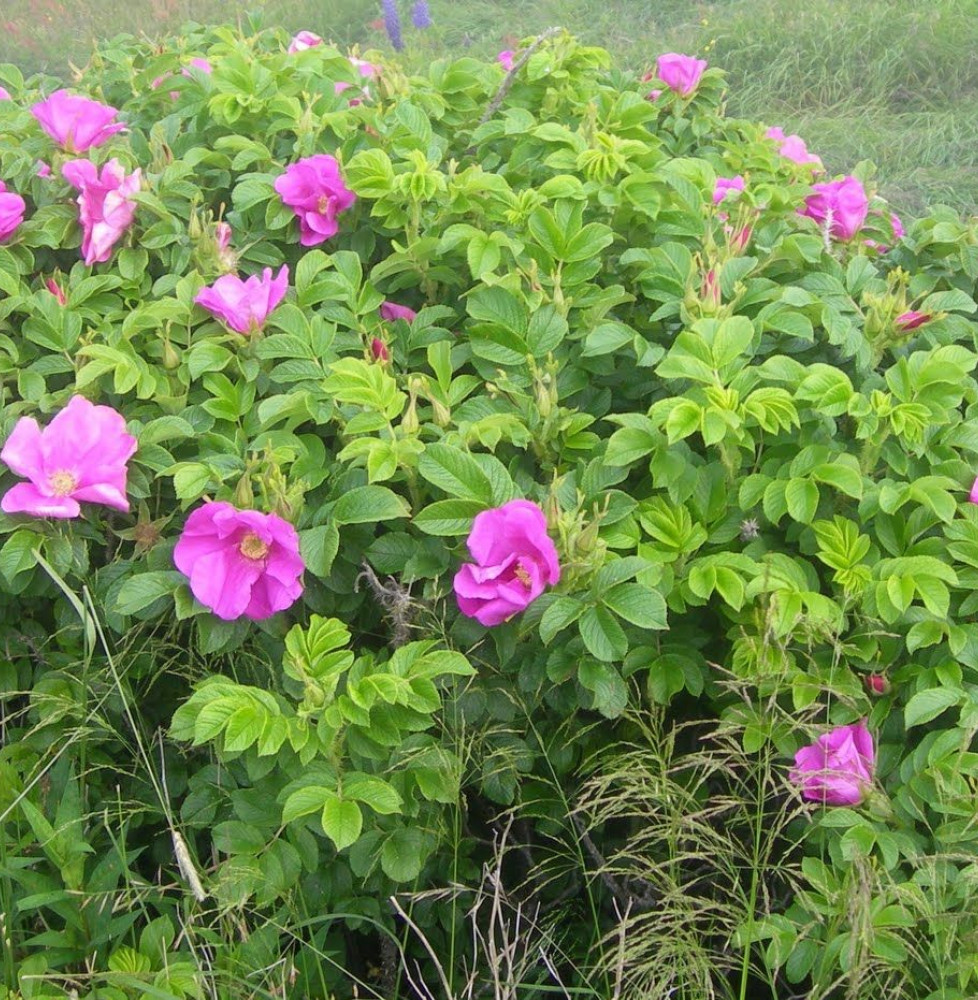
[895,310,931,331]
[891,213,905,240]
[62,158,141,266]
[45,276,66,305]
[790,721,875,806]
[0,395,137,519]
[288,30,323,53]
[656,53,708,97]
[380,300,416,323]
[497,50,514,71]
[36,161,52,179]
[800,175,868,241]
[31,89,125,153]
[174,501,304,621]
[454,499,561,626]
[370,337,390,362]
[194,266,289,335]
[645,89,663,102]
[766,126,823,169]
[0,180,26,242]
[0,87,10,101]
[970,476,978,505]
[273,155,356,247]
[714,175,745,206]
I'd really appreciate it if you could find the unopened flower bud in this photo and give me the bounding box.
[370,337,389,362]
[45,277,66,305]
[865,674,890,696]
[701,268,721,313]
[233,472,254,509]
[162,338,181,370]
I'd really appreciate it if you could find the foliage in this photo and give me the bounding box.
[0,16,978,1000]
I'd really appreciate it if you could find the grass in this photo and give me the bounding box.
[2,0,977,213]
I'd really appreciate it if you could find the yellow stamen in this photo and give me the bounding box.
[48,470,78,496]
[239,532,269,560]
[513,564,532,587]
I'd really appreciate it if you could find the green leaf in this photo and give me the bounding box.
[380,827,426,882]
[413,499,488,535]
[578,660,628,718]
[579,605,628,662]
[417,443,495,502]
[904,688,962,728]
[785,478,819,523]
[114,571,183,616]
[282,785,335,824]
[321,795,363,852]
[539,596,587,644]
[300,523,340,576]
[601,583,668,630]
[344,774,403,815]
[333,486,410,525]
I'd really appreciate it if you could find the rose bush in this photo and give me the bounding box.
[0,20,977,1000]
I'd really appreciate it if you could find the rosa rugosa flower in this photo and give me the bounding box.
[0,395,137,519]
[0,180,26,242]
[62,158,141,266]
[380,301,417,323]
[335,57,380,101]
[969,476,978,504]
[273,155,356,247]
[194,266,289,335]
[714,175,745,205]
[288,31,322,52]
[0,87,10,100]
[31,90,125,152]
[656,53,707,97]
[454,500,561,626]
[801,176,868,241]
[497,49,515,71]
[766,126,823,168]
[790,721,875,806]
[174,501,304,621]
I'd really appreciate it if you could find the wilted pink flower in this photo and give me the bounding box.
[0,180,26,242]
[865,674,890,696]
[766,126,823,169]
[334,57,380,102]
[36,161,51,178]
[274,155,356,247]
[656,53,707,97]
[194,266,289,335]
[0,87,10,101]
[174,501,304,621]
[895,310,931,331]
[0,395,137,519]
[790,721,875,806]
[45,276,66,305]
[891,213,904,240]
[182,57,212,76]
[380,301,417,323]
[454,499,561,626]
[801,176,869,241]
[31,90,125,153]
[62,158,141,266]
[701,268,721,311]
[497,50,514,71]
[370,337,389,362]
[714,175,744,206]
[970,476,978,504]
[214,221,232,253]
[289,30,323,52]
